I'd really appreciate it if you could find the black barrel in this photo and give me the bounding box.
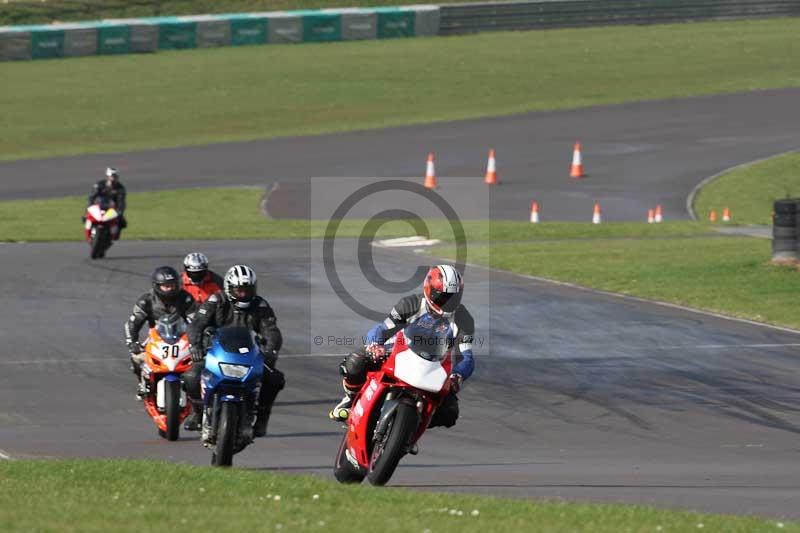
[772,199,798,262]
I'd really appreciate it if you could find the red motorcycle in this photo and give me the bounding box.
[84,198,120,259]
[334,319,455,486]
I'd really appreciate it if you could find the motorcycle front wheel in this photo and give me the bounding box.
[163,379,181,441]
[367,402,418,486]
[90,226,109,259]
[211,402,237,467]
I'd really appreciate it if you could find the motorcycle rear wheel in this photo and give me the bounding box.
[333,432,365,484]
[163,380,181,441]
[212,402,237,467]
[367,402,418,486]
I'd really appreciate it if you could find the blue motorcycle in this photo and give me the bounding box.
[201,326,264,467]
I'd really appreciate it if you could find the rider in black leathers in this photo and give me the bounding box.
[88,167,127,234]
[184,265,284,438]
[124,266,197,399]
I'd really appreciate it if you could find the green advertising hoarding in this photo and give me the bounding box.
[231,17,268,46]
[302,13,341,42]
[377,10,415,39]
[98,25,132,55]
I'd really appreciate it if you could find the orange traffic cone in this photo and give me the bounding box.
[592,202,602,224]
[423,152,437,189]
[655,205,663,223]
[570,142,584,178]
[484,149,498,185]
[647,209,655,224]
[722,207,731,222]
[709,209,717,223]
[530,201,540,223]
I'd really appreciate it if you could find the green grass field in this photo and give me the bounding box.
[0,187,715,242]
[3,17,800,160]
[434,234,800,329]
[694,151,800,225]
[0,460,794,532]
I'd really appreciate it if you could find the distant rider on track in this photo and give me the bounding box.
[88,167,127,238]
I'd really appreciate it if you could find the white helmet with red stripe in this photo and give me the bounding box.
[423,265,464,317]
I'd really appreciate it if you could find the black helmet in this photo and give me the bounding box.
[152,266,181,301]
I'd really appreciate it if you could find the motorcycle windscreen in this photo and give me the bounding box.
[394,349,449,393]
[403,317,454,362]
[216,326,257,354]
[156,314,187,344]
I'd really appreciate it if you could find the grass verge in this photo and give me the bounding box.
[435,235,800,330]
[0,459,795,532]
[0,187,714,242]
[3,18,800,160]
[694,151,800,225]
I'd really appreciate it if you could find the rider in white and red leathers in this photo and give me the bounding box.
[330,265,475,428]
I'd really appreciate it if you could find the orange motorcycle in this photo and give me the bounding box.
[140,315,193,440]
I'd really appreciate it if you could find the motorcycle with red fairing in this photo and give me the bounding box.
[333,318,455,486]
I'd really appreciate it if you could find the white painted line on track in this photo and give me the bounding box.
[0,449,13,460]
[685,149,799,220]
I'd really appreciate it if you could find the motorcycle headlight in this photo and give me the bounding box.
[219,363,250,379]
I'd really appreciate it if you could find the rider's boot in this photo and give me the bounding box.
[184,400,203,431]
[329,381,359,422]
[253,408,271,438]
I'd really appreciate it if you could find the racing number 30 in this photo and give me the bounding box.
[162,345,180,358]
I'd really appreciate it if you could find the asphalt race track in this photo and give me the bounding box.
[1,88,800,221]
[2,91,800,519]
[1,239,799,518]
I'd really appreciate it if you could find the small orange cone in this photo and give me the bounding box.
[655,205,663,223]
[484,149,498,185]
[722,207,731,222]
[709,209,717,223]
[592,202,602,224]
[647,209,655,224]
[530,201,540,223]
[423,152,437,189]
[570,142,584,178]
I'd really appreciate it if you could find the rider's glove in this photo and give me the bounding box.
[264,349,278,369]
[190,344,205,363]
[365,343,386,364]
[448,373,463,394]
[127,341,144,354]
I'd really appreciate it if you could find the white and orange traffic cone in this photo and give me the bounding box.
[484,149,498,185]
[722,207,731,222]
[647,209,655,224]
[570,142,584,178]
[423,152,437,189]
[592,202,602,224]
[530,201,540,223]
[709,209,717,223]
[655,204,663,223]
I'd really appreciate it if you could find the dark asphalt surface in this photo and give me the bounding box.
[3,89,800,520]
[1,239,799,519]
[1,88,799,221]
